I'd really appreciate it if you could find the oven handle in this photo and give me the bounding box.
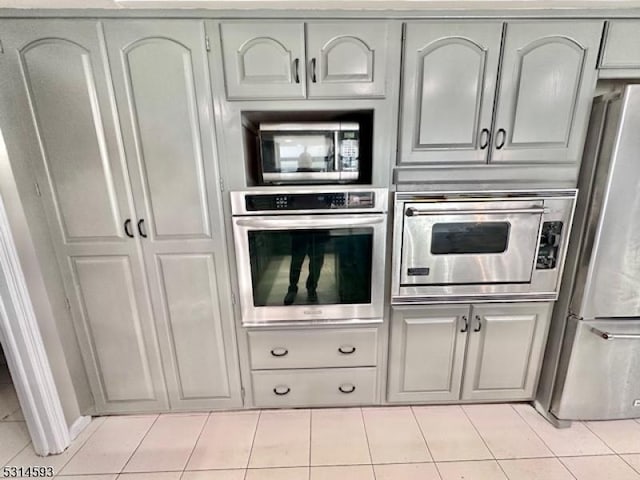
[235,216,385,229]
[590,327,640,340]
[405,207,548,217]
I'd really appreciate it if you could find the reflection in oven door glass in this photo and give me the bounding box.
[431,222,510,255]
[248,228,373,306]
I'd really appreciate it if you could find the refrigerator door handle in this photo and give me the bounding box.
[590,327,640,340]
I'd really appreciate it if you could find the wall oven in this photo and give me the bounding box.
[392,190,577,303]
[231,188,388,326]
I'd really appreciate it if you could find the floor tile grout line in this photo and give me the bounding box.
[581,419,635,461]
[179,411,212,478]
[244,409,262,480]
[409,406,443,480]
[459,404,498,461]
[359,407,376,480]
[117,414,161,476]
[620,454,640,476]
[508,403,563,459]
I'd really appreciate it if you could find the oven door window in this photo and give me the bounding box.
[261,131,335,175]
[248,228,372,306]
[431,222,511,255]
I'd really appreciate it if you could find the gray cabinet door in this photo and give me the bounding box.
[0,20,169,414]
[388,305,469,403]
[220,21,305,99]
[306,21,392,98]
[399,22,503,165]
[462,302,552,401]
[104,20,242,410]
[490,21,603,164]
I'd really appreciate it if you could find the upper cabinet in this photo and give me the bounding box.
[399,20,603,169]
[219,21,397,100]
[598,21,640,78]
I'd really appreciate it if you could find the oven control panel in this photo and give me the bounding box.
[245,192,375,211]
[536,221,564,269]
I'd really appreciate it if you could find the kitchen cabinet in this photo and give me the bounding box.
[0,20,242,413]
[218,20,395,100]
[399,20,603,168]
[387,305,468,402]
[461,303,552,401]
[598,21,640,78]
[387,302,551,403]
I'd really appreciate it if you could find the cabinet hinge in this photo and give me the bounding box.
[34,182,41,197]
[65,297,71,311]
[231,292,236,306]
[205,36,211,52]
[0,40,4,54]
[219,177,225,192]
[241,386,245,400]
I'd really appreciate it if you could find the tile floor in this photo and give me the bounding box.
[1,392,640,480]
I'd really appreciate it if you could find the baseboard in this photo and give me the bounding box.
[69,415,92,441]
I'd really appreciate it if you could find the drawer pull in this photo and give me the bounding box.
[338,345,356,355]
[338,384,356,394]
[273,385,291,396]
[270,348,288,357]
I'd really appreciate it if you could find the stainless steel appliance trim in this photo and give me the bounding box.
[236,216,385,229]
[395,189,578,202]
[590,327,640,340]
[243,318,384,328]
[259,122,359,132]
[392,293,557,304]
[405,207,549,216]
[230,187,389,215]
[334,130,340,173]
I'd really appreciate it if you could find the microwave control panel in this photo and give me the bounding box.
[245,192,375,211]
[536,221,563,270]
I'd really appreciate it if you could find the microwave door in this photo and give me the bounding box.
[400,203,543,286]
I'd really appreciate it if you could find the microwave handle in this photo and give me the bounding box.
[235,216,384,229]
[405,207,549,217]
[334,131,340,173]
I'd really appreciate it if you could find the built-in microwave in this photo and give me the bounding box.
[258,122,360,184]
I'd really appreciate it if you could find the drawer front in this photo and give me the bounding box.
[600,21,640,69]
[247,328,378,369]
[251,367,377,407]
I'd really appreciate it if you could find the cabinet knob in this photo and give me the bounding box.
[495,128,506,150]
[338,345,356,355]
[124,219,134,238]
[137,219,148,238]
[270,347,288,357]
[480,128,490,150]
[293,58,300,84]
[474,315,482,332]
[338,384,356,394]
[273,385,290,396]
[311,58,317,83]
[460,315,469,333]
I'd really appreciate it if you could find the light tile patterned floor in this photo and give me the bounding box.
[1,400,640,479]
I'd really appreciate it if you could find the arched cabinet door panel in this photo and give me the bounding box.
[103,20,242,411]
[399,22,503,165]
[306,21,395,98]
[491,21,604,164]
[220,22,305,99]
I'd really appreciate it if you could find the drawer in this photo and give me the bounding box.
[247,328,378,369]
[251,367,377,408]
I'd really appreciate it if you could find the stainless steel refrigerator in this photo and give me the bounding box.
[539,85,640,421]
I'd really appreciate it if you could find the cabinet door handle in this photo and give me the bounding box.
[460,315,469,333]
[293,58,300,84]
[311,58,317,83]
[474,315,482,332]
[495,128,506,149]
[137,219,148,238]
[338,345,356,355]
[270,348,288,357]
[338,384,356,394]
[124,219,134,238]
[273,385,290,396]
[479,128,490,149]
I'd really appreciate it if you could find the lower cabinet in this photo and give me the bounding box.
[388,302,552,403]
[247,326,379,407]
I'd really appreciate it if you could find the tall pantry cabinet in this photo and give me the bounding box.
[0,20,241,413]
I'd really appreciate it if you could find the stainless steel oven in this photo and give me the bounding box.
[232,187,388,326]
[392,190,577,303]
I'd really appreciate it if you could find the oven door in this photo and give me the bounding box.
[400,201,544,286]
[232,214,386,326]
